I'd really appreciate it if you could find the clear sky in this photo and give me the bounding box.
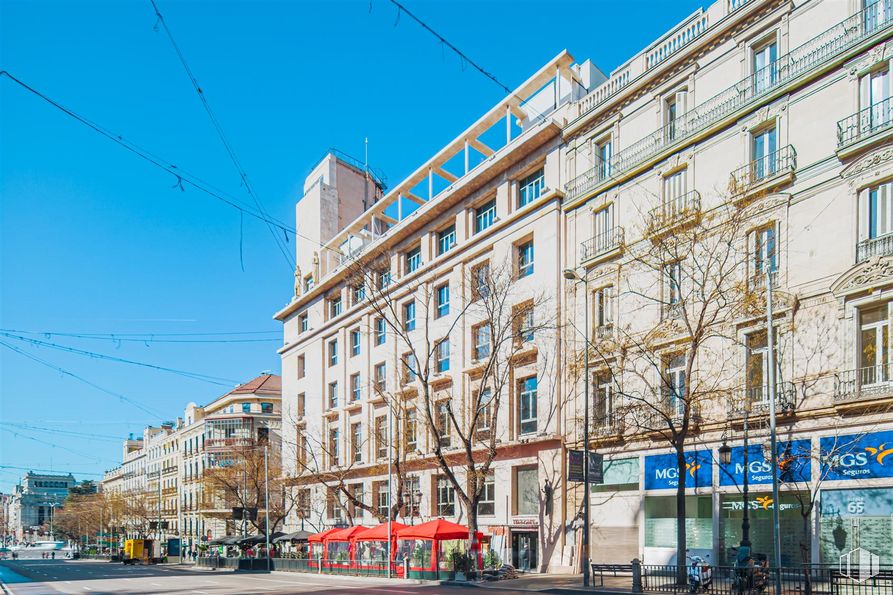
[0,0,703,492]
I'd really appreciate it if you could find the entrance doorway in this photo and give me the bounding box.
[511,531,538,572]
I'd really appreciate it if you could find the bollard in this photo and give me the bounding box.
[632,558,643,594]
[404,557,409,579]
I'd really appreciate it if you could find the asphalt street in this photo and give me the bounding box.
[0,559,536,595]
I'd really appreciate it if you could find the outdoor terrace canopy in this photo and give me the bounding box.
[395,519,483,579]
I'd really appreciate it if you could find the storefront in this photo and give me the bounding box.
[818,428,893,565]
[642,450,713,565]
[718,492,806,566]
[591,457,640,564]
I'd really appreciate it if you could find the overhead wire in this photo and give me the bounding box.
[0,422,126,442]
[0,331,239,386]
[148,0,295,271]
[0,328,279,337]
[0,426,119,465]
[0,328,280,344]
[0,340,168,420]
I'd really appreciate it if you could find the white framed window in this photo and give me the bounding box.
[406,247,422,274]
[664,261,683,310]
[436,339,450,373]
[477,472,495,516]
[403,301,416,331]
[859,304,891,385]
[329,296,342,318]
[662,169,687,214]
[749,225,778,284]
[752,126,778,180]
[473,324,492,361]
[377,482,390,519]
[374,318,386,345]
[517,241,534,278]
[474,199,496,233]
[753,38,778,94]
[664,90,687,141]
[374,362,387,393]
[299,313,309,333]
[664,354,686,417]
[405,408,417,452]
[437,225,456,255]
[352,284,366,304]
[518,376,538,434]
[595,371,614,427]
[402,475,421,517]
[592,204,614,250]
[594,285,614,332]
[436,284,450,318]
[596,138,612,180]
[350,373,361,402]
[328,428,340,468]
[328,339,339,366]
[351,423,362,464]
[375,416,388,460]
[436,476,455,516]
[328,381,339,409]
[476,387,493,433]
[402,352,417,383]
[518,168,545,207]
[436,401,451,447]
[350,328,361,357]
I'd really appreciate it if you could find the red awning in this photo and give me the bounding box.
[352,522,407,542]
[395,519,473,540]
[324,525,368,543]
[307,528,339,543]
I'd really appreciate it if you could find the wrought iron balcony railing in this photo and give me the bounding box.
[648,190,701,234]
[749,269,779,293]
[857,232,893,262]
[834,363,893,403]
[580,226,624,262]
[566,4,893,203]
[591,414,623,438]
[730,145,797,191]
[730,382,797,415]
[837,96,893,148]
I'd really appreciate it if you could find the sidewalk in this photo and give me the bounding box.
[471,573,631,594]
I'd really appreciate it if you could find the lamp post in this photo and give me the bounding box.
[564,268,591,588]
[719,411,751,552]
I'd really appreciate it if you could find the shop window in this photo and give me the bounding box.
[514,466,539,516]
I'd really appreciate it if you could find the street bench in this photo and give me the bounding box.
[591,563,633,586]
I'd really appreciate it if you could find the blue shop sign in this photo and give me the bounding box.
[821,429,893,481]
[644,449,713,490]
[719,439,812,487]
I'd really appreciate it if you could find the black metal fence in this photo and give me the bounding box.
[637,564,893,595]
[196,556,401,576]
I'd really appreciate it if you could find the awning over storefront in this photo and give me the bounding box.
[354,522,407,541]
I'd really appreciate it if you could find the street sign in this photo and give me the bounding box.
[568,450,604,484]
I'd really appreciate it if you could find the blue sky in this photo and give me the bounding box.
[0,0,703,492]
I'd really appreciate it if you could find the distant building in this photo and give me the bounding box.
[8,472,77,542]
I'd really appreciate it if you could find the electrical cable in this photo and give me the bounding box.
[0,340,168,420]
[0,328,279,337]
[0,427,119,465]
[0,331,239,386]
[0,422,126,442]
[148,0,295,271]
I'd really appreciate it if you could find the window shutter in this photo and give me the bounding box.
[675,90,688,116]
[747,229,756,277]
[859,188,870,242]
[606,286,615,325]
[861,73,872,112]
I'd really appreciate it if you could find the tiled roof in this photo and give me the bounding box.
[223,373,281,397]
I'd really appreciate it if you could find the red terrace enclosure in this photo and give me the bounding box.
[306,528,339,569]
[395,519,483,580]
[352,522,407,576]
[323,525,368,572]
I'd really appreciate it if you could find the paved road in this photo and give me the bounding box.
[0,559,534,595]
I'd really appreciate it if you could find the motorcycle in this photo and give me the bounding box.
[687,554,713,593]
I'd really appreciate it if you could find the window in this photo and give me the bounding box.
[753,39,778,94]
[374,362,387,393]
[402,476,421,517]
[476,388,493,433]
[597,139,612,180]
[329,428,340,468]
[299,313,309,333]
[664,90,686,141]
[328,339,339,366]
[374,317,386,345]
[436,284,450,318]
[516,304,535,343]
[352,284,366,304]
[350,484,364,519]
[329,295,342,318]
[517,241,534,278]
[351,423,362,464]
[436,402,451,447]
[436,476,455,516]
[751,225,778,283]
[406,246,422,273]
[518,376,538,434]
[375,416,388,460]
[350,373,362,402]
[595,371,614,427]
[437,225,456,255]
[662,169,687,214]
[592,204,614,252]
[327,487,342,520]
[752,126,778,180]
[478,473,495,516]
[297,393,305,418]
[860,66,891,135]
[664,261,683,317]
[860,305,890,385]
[377,269,392,290]
[297,354,306,379]
[518,168,544,207]
[328,381,339,409]
[595,286,614,335]
[261,402,273,414]
[303,275,314,293]
[405,408,418,452]
[664,354,687,417]
[515,467,539,516]
[436,338,450,373]
[403,301,416,331]
[402,352,417,383]
[867,182,893,242]
[347,328,361,357]
[474,199,496,233]
[745,331,774,403]
[376,482,390,519]
[473,324,491,360]
[472,262,491,300]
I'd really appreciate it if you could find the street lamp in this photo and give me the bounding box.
[563,268,591,588]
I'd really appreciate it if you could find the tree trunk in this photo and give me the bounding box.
[676,446,688,585]
[801,512,812,595]
[468,509,479,578]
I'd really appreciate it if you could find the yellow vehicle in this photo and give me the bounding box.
[123,539,160,565]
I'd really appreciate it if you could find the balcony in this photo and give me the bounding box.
[565,5,893,205]
[205,437,254,450]
[591,415,624,442]
[729,382,797,417]
[857,232,893,262]
[729,145,797,203]
[580,226,624,264]
[749,269,780,294]
[837,96,893,157]
[647,190,701,238]
[834,364,893,409]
